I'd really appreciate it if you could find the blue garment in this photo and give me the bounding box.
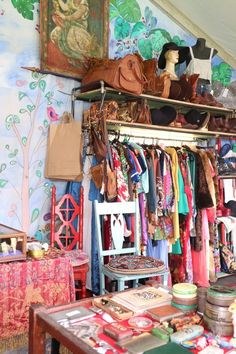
[66,151,102,294]
[147,237,168,268]
[146,154,156,213]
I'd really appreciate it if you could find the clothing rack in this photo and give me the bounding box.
[107,130,202,145]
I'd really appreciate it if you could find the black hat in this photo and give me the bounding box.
[151,105,177,126]
[158,42,188,69]
[185,109,208,127]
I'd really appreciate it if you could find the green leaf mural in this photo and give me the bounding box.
[110,3,119,21]
[149,29,171,52]
[114,17,131,39]
[27,104,35,112]
[29,81,37,90]
[0,164,7,173]
[36,170,41,178]
[19,91,26,100]
[39,80,46,93]
[19,108,27,114]
[138,38,153,59]
[212,62,232,86]
[115,0,141,23]
[172,35,186,47]
[31,208,39,223]
[0,179,8,188]
[131,22,146,38]
[11,0,39,20]
[22,136,27,145]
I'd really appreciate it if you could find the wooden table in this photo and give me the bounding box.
[29,300,97,354]
[0,249,75,341]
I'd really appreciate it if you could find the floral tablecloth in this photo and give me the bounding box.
[0,249,75,339]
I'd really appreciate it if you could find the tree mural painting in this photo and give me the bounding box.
[1,72,63,234]
[110,0,186,59]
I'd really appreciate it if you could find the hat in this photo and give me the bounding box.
[151,105,177,126]
[158,42,188,69]
[185,110,208,127]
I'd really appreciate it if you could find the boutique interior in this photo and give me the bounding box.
[0,1,236,353]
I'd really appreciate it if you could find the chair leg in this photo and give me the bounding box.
[163,273,168,286]
[81,279,86,299]
[100,273,105,295]
[117,280,125,292]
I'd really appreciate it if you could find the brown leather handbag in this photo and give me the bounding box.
[82,54,145,95]
[131,99,151,124]
[142,58,171,98]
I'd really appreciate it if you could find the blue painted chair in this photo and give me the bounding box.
[94,198,169,294]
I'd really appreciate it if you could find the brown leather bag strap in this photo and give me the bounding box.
[99,91,114,171]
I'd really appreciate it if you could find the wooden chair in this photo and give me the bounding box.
[50,185,89,299]
[94,198,169,294]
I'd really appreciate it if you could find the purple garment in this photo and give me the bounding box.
[139,192,148,245]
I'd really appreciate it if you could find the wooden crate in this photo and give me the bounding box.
[0,224,27,262]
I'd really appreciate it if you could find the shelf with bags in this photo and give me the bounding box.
[74,86,233,115]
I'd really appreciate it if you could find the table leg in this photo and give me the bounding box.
[28,304,46,354]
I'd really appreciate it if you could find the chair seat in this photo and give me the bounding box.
[62,250,89,267]
[102,264,169,281]
[105,255,165,274]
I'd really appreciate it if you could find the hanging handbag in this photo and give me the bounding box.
[45,112,83,181]
[82,54,145,95]
[104,160,117,202]
[90,126,107,163]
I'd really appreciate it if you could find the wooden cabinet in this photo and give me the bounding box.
[0,224,27,262]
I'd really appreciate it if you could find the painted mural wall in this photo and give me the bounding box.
[109,0,236,94]
[0,1,81,241]
[0,0,235,241]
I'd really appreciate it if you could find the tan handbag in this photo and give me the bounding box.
[82,54,145,95]
[45,113,83,181]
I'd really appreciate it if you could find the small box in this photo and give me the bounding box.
[93,296,133,321]
[103,322,133,341]
[0,224,27,262]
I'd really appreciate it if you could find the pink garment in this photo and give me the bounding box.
[111,146,129,202]
[191,209,210,287]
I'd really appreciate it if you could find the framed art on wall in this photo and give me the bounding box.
[40,0,109,79]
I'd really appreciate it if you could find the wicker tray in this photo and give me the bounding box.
[93,296,134,321]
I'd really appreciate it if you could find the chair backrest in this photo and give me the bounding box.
[50,186,84,251]
[94,199,140,264]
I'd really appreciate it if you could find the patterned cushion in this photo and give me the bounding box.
[106,255,165,274]
[63,250,89,267]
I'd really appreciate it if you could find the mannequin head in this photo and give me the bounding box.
[165,50,179,65]
[158,42,188,70]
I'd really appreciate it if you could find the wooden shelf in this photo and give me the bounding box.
[77,86,235,139]
[74,87,233,115]
[105,120,236,139]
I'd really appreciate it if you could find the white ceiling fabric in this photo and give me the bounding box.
[152,0,236,68]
